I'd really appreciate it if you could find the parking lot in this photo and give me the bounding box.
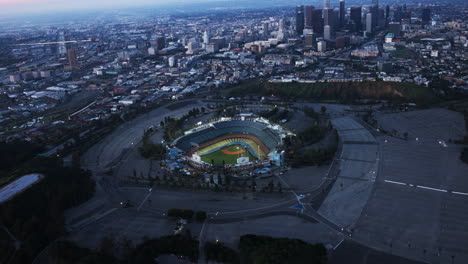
[353,109,468,264]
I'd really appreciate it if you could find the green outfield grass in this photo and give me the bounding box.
[201,144,257,166]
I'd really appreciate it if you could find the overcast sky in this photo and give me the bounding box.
[0,0,222,15]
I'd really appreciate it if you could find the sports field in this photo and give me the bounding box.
[201,144,257,166]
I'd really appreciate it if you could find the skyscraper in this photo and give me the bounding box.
[312,9,324,34]
[67,48,77,69]
[305,33,315,47]
[305,5,314,29]
[296,5,305,35]
[339,0,345,29]
[422,8,431,26]
[366,13,373,34]
[263,22,270,36]
[203,30,210,45]
[350,6,362,31]
[388,22,401,37]
[324,7,335,38]
[385,5,390,25]
[324,25,332,40]
[370,4,379,31]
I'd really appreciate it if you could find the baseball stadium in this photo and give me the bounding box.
[173,118,284,168]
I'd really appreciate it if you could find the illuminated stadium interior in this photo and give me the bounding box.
[173,119,282,166]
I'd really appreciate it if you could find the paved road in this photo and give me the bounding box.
[65,102,385,263]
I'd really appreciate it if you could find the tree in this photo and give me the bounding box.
[99,236,117,256]
[195,211,207,222]
[268,180,274,192]
[277,182,283,193]
[210,175,214,184]
[320,106,327,115]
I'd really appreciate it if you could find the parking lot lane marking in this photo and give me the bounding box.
[452,191,468,196]
[137,191,152,211]
[416,186,447,192]
[384,180,406,186]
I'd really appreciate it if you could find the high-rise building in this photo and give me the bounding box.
[350,6,362,31]
[370,4,379,31]
[296,5,305,35]
[324,25,332,40]
[339,0,345,29]
[312,9,324,33]
[366,13,373,34]
[317,40,327,52]
[203,30,210,45]
[305,5,314,29]
[394,6,403,22]
[263,22,270,36]
[148,47,157,56]
[324,8,335,38]
[211,37,226,49]
[305,33,315,47]
[385,5,390,25]
[206,43,219,53]
[388,22,401,37]
[67,48,77,69]
[168,56,176,67]
[150,35,165,50]
[336,36,350,49]
[378,8,385,28]
[422,8,431,26]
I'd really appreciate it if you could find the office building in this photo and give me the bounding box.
[67,48,78,69]
[317,40,327,52]
[296,5,305,35]
[150,35,165,50]
[339,0,345,29]
[370,4,379,31]
[324,8,335,38]
[168,56,176,67]
[305,5,314,29]
[203,30,210,45]
[312,9,324,33]
[385,5,390,25]
[324,25,333,40]
[366,13,373,34]
[389,22,401,37]
[305,33,315,47]
[350,6,362,31]
[148,47,157,56]
[206,43,219,53]
[422,8,431,26]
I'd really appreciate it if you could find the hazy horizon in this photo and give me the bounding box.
[0,0,238,16]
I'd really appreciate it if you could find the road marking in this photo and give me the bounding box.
[416,186,447,192]
[384,180,406,186]
[333,239,345,250]
[215,199,296,215]
[137,192,152,211]
[384,180,468,195]
[452,191,468,196]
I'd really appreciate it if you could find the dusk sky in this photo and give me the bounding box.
[0,0,219,15]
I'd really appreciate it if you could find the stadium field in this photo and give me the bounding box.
[200,144,257,166]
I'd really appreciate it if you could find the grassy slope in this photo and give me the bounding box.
[223,80,440,106]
